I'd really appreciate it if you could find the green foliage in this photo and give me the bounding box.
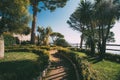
[21,41,30,45]
[37,26,52,45]
[104,53,120,62]
[30,0,68,12]
[89,60,120,80]
[67,0,120,55]
[55,38,70,47]
[50,32,64,44]
[3,33,16,46]
[0,0,30,34]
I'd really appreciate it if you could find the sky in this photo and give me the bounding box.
[30,0,80,43]
[29,0,120,44]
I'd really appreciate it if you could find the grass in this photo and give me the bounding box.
[0,52,39,62]
[0,52,46,80]
[90,60,120,80]
[73,51,87,58]
[71,50,120,80]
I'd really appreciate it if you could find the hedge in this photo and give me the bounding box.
[104,53,120,63]
[58,48,98,80]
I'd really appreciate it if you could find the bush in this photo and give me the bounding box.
[104,53,120,63]
[55,38,71,47]
[21,40,30,45]
[3,33,16,46]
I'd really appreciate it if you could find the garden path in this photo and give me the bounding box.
[44,50,76,80]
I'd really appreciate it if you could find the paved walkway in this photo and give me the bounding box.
[44,50,76,80]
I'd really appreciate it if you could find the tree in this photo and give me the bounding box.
[3,33,16,46]
[55,38,70,47]
[30,0,68,44]
[67,8,85,49]
[45,27,52,45]
[0,0,30,58]
[37,26,52,45]
[94,0,120,58]
[68,0,120,56]
[68,0,96,54]
[50,32,64,45]
[37,27,44,45]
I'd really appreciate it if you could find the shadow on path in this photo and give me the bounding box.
[44,52,76,80]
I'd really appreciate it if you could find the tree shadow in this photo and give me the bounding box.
[87,56,102,64]
[49,52,77,80]
[0,59,42,80]
[116,71,120,80]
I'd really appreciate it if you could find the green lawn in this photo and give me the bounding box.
[74,51,120,80]
[91,60,120,80]
[0,52,46,80]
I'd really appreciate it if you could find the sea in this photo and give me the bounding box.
[70,43,120,55]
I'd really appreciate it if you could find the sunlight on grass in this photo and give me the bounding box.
[74,51,87,58]
[92,60,120,80]
[0,52,39,62]
[0,52,45,80]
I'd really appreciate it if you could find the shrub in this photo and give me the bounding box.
[55,38,71,47]
[104,53,120,63]
[3,33,16,46]
[21,40,30,45]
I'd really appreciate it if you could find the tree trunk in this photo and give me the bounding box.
[31,0,37,44]
[80,34,83,49]
[0,35,4,58]
[100,38,106,59]
[100,22,111,59]
[90,39,95,55]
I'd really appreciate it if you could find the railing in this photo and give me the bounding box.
[70,43,120,53]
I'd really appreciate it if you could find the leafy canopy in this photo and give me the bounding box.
[0,0,30,34]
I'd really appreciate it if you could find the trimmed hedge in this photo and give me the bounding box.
[58,48,98,80]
